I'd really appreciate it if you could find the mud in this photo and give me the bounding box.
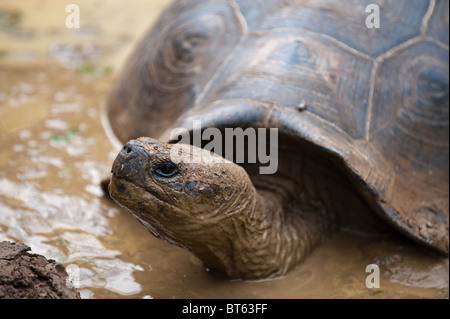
[0,241,80,298]
[0,0,448,299]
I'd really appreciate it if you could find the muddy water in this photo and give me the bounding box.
[0,1,448,299]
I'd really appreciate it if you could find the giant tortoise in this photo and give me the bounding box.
[104,0,449,279]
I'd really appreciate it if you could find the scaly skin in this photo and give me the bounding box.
[109,137,338,279]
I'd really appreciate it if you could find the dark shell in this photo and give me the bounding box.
[106,0,449,254]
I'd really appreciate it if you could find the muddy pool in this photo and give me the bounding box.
[0,0,448,299]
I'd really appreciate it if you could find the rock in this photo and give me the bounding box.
[0,241,80,299]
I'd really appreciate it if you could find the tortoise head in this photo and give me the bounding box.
[108,136,347,279]
[109,137,255,254]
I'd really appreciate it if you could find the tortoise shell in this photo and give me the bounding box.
[106,0,449,254]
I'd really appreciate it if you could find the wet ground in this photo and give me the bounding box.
[0,0,448,299]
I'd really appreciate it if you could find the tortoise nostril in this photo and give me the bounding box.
[122,142,135,154]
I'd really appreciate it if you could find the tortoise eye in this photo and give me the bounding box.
[153,162,179,178]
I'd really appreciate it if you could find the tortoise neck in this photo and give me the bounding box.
[193,186,335,280]
[236,189,335,279]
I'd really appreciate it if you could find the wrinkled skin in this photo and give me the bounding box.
[110,137,296,279]
[109,137,382,279]
[106,0,448,279]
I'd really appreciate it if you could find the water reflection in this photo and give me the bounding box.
[0,176,143,296]
[0,0,447,299]
[0,61,144,297]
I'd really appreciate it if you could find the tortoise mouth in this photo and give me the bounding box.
[109,176,189,247]
[109,176,142,205]
[109,173,188,221]
[109,175,166,207]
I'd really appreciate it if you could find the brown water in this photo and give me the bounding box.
[0,0,448,299]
